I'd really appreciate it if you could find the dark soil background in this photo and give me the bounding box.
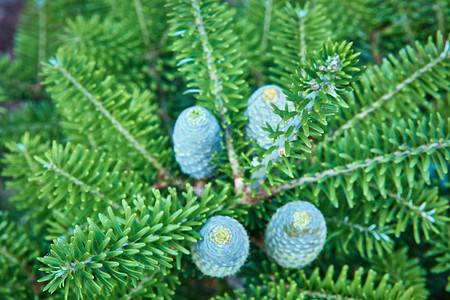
[0,0,24,56]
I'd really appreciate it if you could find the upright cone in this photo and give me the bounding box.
[245,85,293,149]
[265,201,326,268]
[173,106,223,178]
[191,216,250,277]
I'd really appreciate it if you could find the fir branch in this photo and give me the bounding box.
[269,1,334,87]
[328,32,450,142]
[43,50,171,181]
[222,263,415,300]
[370,182,450,242]
[261,0,273,55]
[2,133,54,224]
[330,46,450,141]
[33,141,149,226]
[326,217,391,243]
[250,39,362,189]
[190,0,224,109]
[0,212,42,299]
[0,101,60,146]
[190,0,243,190]
[37,0,47,79]
[49,59,164,173]
[397,1,416,47]
[427,225,450,291]
[371,247,429,300]
[272,139,449,194]
[36,157,116,208]
[319,197,395,258]
[125,273,158,300]
[297,289,354,300]
[169,0,249,191]
[252,114,450,210]
[133,0,151,49]
[371,183,445,230]
[38,184,228,298]
[433,0,446,34]
[17,142,38,175]
[62,15,142,74]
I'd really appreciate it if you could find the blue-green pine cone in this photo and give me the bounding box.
[265,201,327,268]
[245,85,293,149]
[191,216,250,278]
[173,106,223,179]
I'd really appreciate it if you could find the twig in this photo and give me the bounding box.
[190,0,245,194]
[50,60,168,177]
[329,47,449,142]
[272,140,449,194]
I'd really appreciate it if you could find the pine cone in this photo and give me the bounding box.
[173,106,223,179]
[265,201,326,268]
[245,85,293,148]
[191,216,250,278]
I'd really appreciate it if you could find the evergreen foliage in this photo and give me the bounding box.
[0,0,449,299]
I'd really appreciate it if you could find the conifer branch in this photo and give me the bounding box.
[36,158,121,208]
[329,42,450,141]
[191,0,224,109]
[298,290,354,300]
[0,213,42,298]
[1,121,55,135]
[37,1,47,79]
[133,0,151,49]
[272,139,449,194]
[32,141,151,224]
[261,0,273,55]
[125,273,158,300]
[297,7,307,65]
[269,2,334,87]
[17,143,38,174]
[326,217,391,243]
[397,1,416,47]
[434,0,446,34]
[249,39,362,190]
[48,59,166,175]
[372,183,437,223]
[0,247,18,264]
[189,0,245,192]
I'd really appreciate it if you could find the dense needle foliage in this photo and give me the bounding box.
[0,0,449,299]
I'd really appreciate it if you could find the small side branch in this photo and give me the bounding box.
[261,0,273,55]
[133,0,151,49]
[190,0,244,193]
[370,183,437,223]
[329,49,449,141]
[37,1,47,80]
[326,217,391,242]
[50,61,166,176]
[271,140,449,194]
[39,159,120,209]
